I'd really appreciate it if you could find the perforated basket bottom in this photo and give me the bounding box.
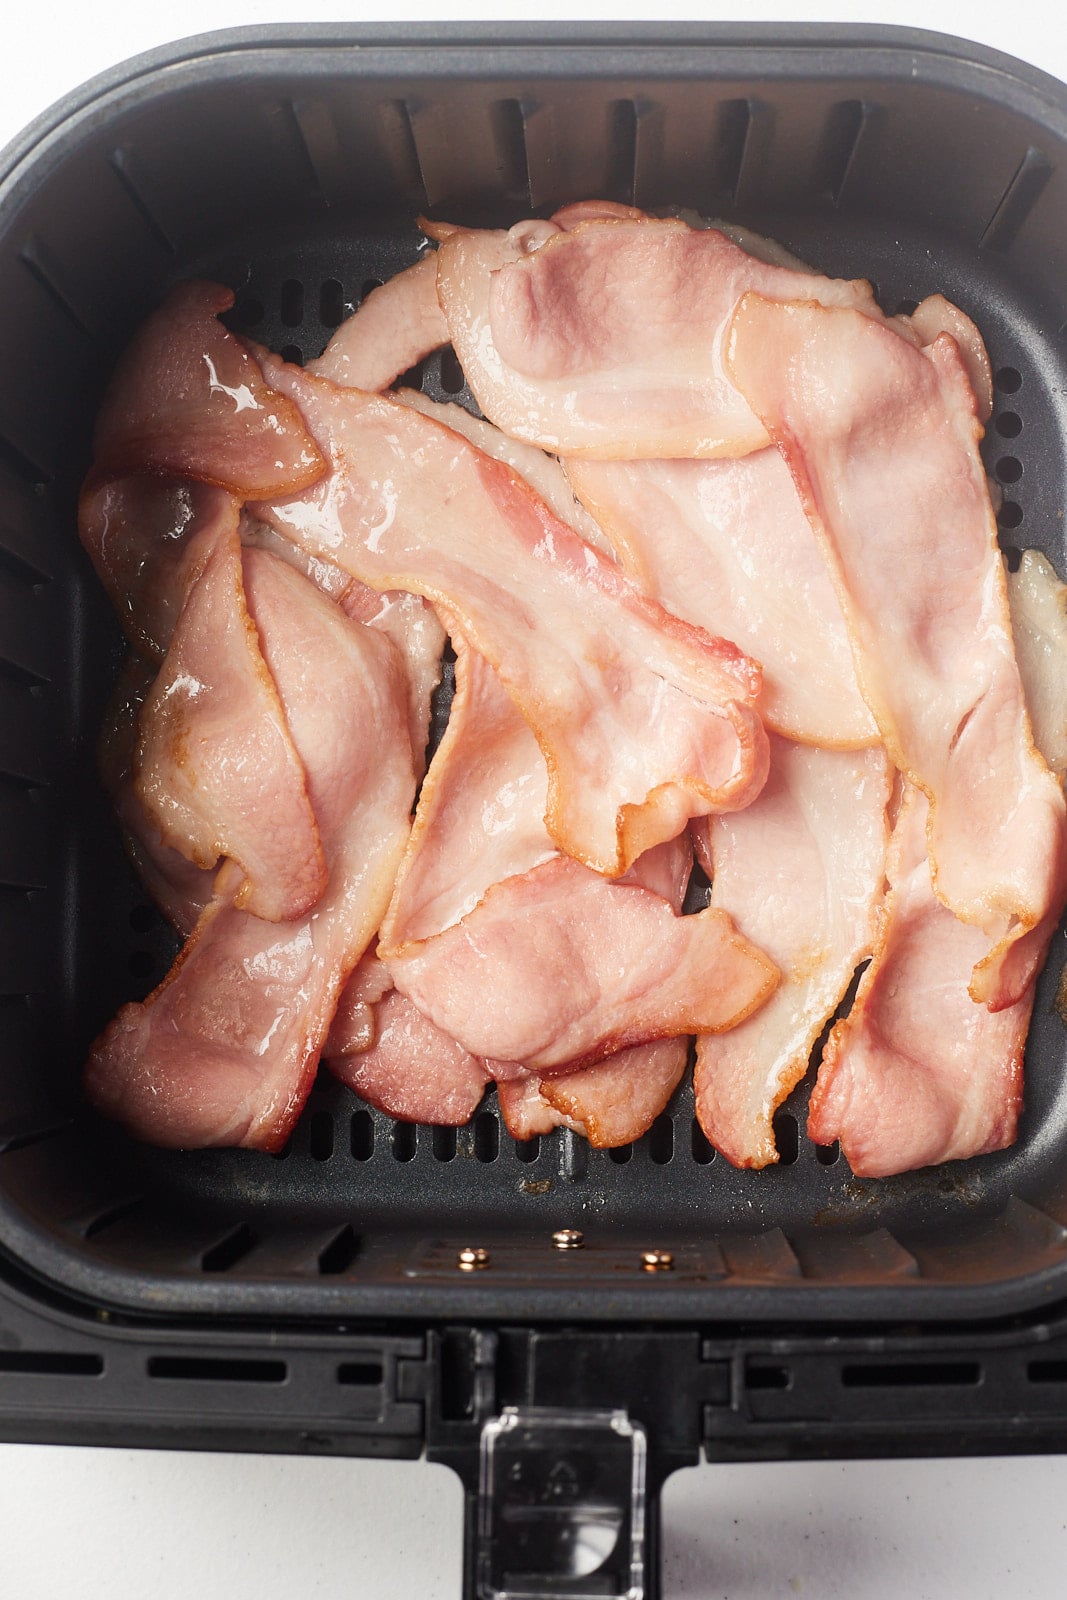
[4,209,1067,1319]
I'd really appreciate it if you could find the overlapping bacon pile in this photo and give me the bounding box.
[80,204,1067,1177]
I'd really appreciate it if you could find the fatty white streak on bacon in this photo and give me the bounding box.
[808,786,1033,1176]
[568,450,877,748]
[84,552,415,1150]
[134,523,327,924]
[694,736,892,1168]
[727,295,1067,1010]
[309,256,449,391]
[253,355,769,875]
[1007,550,1067,777]
[381,641,778,1071]
[432,215,880,459]
[496,1039,688,1149]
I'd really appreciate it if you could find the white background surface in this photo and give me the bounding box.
[3,1,1067,1597]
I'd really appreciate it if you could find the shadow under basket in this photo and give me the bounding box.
[5,24,1067,1597]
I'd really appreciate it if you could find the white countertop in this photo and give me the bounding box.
[3,1,1067,1596]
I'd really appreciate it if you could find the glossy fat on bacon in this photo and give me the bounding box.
[1007,550,1067,776]
[79,475,239,663]
[92,281,325,497]
[433,215,879,458]
[309,255,449,390]
[329,987,491,1125]
[808,787,1032,1177]
[567,450,877,747]
[695,737,892,1168]
[134,525,327,924]
[85,554,415,1150]
[381,644,778,1071]
[497,1039,688,1148]
[98,654,214,937]
[727,294,1067,1009]
[255,356,768,874]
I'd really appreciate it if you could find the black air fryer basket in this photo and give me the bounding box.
[3,23,1067,1598]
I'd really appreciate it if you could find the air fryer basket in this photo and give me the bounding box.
[4,24,1067,1599]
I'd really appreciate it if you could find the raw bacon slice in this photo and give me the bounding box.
[255,357,768,874]
[324,950,394,1057]
[497,1039,687,1148]
[433,215,879,458]
[381,644,778,1071]
[239,512,353,600]
[808,786,1032,1177]
[84,553,416,1150]
[78,474,239,662]
[568,450,877,747]
[98,654,214,937]
[134,525,327,923]
[92,281,325,496]
[309,256,449,391]
[1007,550,1067,776]
[329,987,492,1125]
[727,294,1067,1009]
[694,736,892,1169]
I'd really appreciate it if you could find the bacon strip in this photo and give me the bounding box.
[497,1039,687,1149]
[254,357,768,874]
[727,295,1067,1009]
[695,737,892,1168]
[808,786,1032,1176]
[329,987,492,1126]
[85,553,415,1150]
[309,256,449,391]
[381,642,778,1071]
[434,216,880,459]
[568,450,877,748]
[1007,550,1067,777]
[133,524,327,923]
[92,281,325,497]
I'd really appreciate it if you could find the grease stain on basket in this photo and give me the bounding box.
[520,1177,552,1196]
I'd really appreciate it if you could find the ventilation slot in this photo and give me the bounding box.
[648,1114,674,1165]
[474,1111,500,1163]
[351,1110,375,1160]
[1028,1360,1067,1383]
[995,411,1022,439]
[491,98,532,203]
[608,1142,634,1165]
[746,1363,790,1390]
[815,1139,841,1167]
[981,146,1053,252]
[841,1361,981,1388]
[108,148,175,254]
[338,1361,384,1386]
[377,100,427,206]
[309,1111,334,1162]
[148,1356,286,1384]
[773,1110,799,1166]
[432,1125,457,1162]
[714,98,753,202]
[0,1352,102,1377]
[201,1224,257,1273]
[82,1197,144,1240]
[268,99,328,210]
[278,344,303,367]
[0,1119,73,1156]
[515,1135,539,1165]
[280,278,305,328]
[439,347,465,394]
[320,278,346,328]
[19,245,94,338]
[605,99,638,206]
[318,1224,360,1276]
[691,1120,715,1165]
[815,99,868,205]
[392,1121,417,1162]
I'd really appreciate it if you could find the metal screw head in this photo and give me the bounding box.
[641,1249,674,1273]
[552,1229,584,1251]
[457,1246,491,1272]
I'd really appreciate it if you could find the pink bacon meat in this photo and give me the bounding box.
[85,552,415,1150]
[254,355,769,875]
[727,294,1067,1010]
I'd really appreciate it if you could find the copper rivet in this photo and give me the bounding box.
[457,1246,490,1272]
[552,1229,584,1251]
[641,1249,674,1272]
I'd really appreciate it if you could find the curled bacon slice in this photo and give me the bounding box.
[497,1039,688,1149]
[93,281,326,497]
[255,357,768,874]
[727,294,1067,1009]
[310,255,449,391]
[134,523,326,923]
[85,553,415,1150]
[433,215,879,458]
[808,787,1032,1177]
